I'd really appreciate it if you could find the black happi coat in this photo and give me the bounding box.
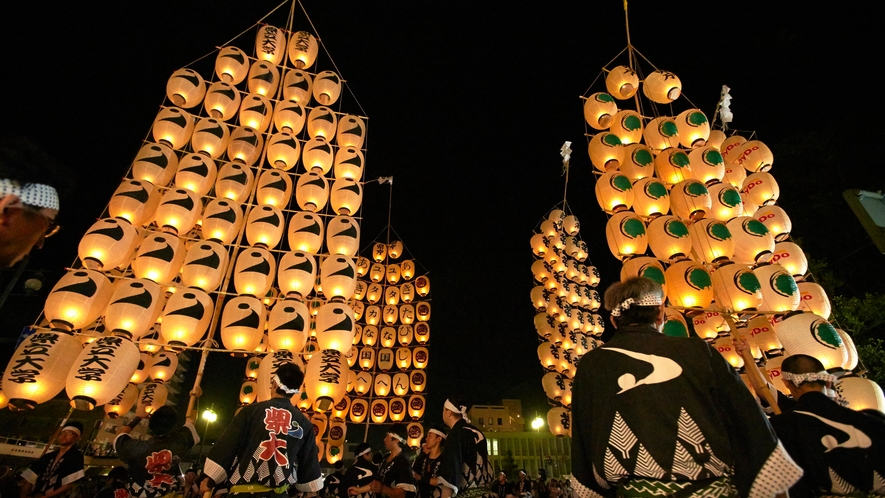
[491,478,512,498]
[324,470,346,498]
[770,391,885,496]
[375,451,417,498]
[21,447,85,495]
[204,397,323,492]
[512,478,532,496]
[114,421,199,498]
[416,454,443,498]
[340,458,377,498]
[437,419,494,496]
[571,324,796,497]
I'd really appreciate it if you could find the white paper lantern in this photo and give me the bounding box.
[66,336,140,410]
[2,331,82,409]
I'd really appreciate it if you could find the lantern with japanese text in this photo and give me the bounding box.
[66,336,140,410]
[44,269,114,331]
[305,349,348,411]
[136,382,168,417]
[605,65,638,98]
[256,351,303,402]
[105,383,139,418]
[2,331,82,409]
[643,70,681,103]
[287,30,318,68]
[547,407,570,437]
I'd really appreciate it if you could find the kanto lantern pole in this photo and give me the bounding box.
[721,312,781,415]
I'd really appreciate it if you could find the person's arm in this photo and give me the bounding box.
[435,430,462,498]
[117,416,143,435]
[293,423,324,493]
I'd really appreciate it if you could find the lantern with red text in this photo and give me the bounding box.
[754,205,791,241]
[66,336,140,410]
[691,312,728,341]
[747,316,782,353]
[2,331,82,409]
[772,242,808,279]
[44,269,113,331]
[798,282,832,319]
[713,337,743,369]
[159,289,214,347]
[741,172,780,206]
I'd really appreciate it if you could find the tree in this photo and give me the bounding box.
[500,449,519,480]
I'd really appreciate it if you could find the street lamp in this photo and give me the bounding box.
[196,407,217,463]
[531,417,544,431]
[531,417,545,477]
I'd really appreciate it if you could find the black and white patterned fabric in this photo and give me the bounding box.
[437,419,494,497]
[0,178,59,210]
[114,421,199,498]
[340,459,377,498]
[375,451,417,498]
[416,454,443,498]
[20,447,84,494]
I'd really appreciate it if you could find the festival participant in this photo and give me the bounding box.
[437,397,493,498]
[19,421,85,498]
[341,443,376,498]
[414,426,446,498]
[349,424,416,498]
[114,406,199,498]
[412,441,429,483]
[511,471,531,498]
[0,137,66,269]
[571,277,803,497]
[96,466,130,498]
[490,472,510,498]
[201,363,323,497]
[769,354,885,496]
[324,461,346,498]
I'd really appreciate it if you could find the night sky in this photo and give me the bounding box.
[1,1,883,435]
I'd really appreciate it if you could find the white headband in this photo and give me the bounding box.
[0,179,59,211]
[62,425,81,436]
[428,428,446,439]
[273,374,299,395]
[387,432,406,444]
[780,370,836,385]
[610,292,663,317]
[444,399,471,424]
[356,446,372,458]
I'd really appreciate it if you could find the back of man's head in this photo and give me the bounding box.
[781,354,826,384]
[108,466,128,482]
[604,277,664,327]
[149,406,178,437]
[275,363,304,396]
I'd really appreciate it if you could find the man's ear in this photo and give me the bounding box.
[0,194,21,226]
[609,316,618,329]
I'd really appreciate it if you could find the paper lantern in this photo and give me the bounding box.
[265,133,301,173]
[583,92,617,130]
[710,262,762,312]
[152,107,194,150]
[415,276,430,297]
[609,110,643,144]
[326,216,360,256]
[332,396,351,420]
[747,315,782,353]
[771,242,808,279]
[798,282,832,319]
[179,240,227,291]
[307,106,338,140]
[643,70,681,103]
[349,398,369,423]
[316,302,355,353]
[595,171,634,213]
[689,219,734,264]
[643,117,679,151]
[130,352,151,384]
[78,218,138,271]
[377,347,395,371]
[392,347,410,370]
[305,349,348,411]
[313,70,342,105]
[729,140,774,173]
[719,133,747,162]
[647,216,691,261]
[199,200,241,245]
[754,205,791,241]
[777,311,846,369]
[336,115,367,149]
[213,45,248,83]
[587,132,623,171]
[403,371,424,395]
[205,81,241,121]
[330,178,363,216]
[104,279,164,339]
[415,301,431,322]
[542,372,566,401]
[238,379,257,405]
[538,342,558,370]
[160,289,214,347]
[286,212,324,254]
[741,172,780,206]
[661,308,689,338]
[174,154,216,196]
[154,187,200,235]
[309,412,328,443]
[386,286,402,306]
[148,351,178,383]
[245,356,261,379]
[675,109,710,148]
[77,321,107,346]
[838,377,885,412]
[690,311,728,341]
[726,216,774,264]
[256,351,303,402]
[276,251,315,299]
[321,256,357,301]
[605,65,638,98]
[105,383,139,419]
[605,212,647,260]
[722,162,747,190]
[66,336,140,410]
[655,148,693,186]
[108,179,161,226]
[397,324,413,345]
[131,143,177,187]
[688,146,725,184]
[414,322,430,344]
[227,126,264,166]
[670,179,711,221]
[254,24,286,64]
[712,336,743,370]
[267,298,310,353]
[2,331,82,409]
[190,118,230,159]
[706,182,743,222]
[383,264,401,286]
[221,296,266,353]
[285,30,318,68]
[631,177,670,217]
[836,329,858,370]
[214,164,253,203]
[273,100,306,136]
[373,372,392,397]
[137,326,164,354]
[665,260,713,309]
[334,147,365,182]
[547,407,570,437]
[247,61,280,97]
[384,397,405,423]
[135,382,168,417]
[234,248,276,297]
[412,347,429,369]
[620,144,655,181]
[283,69,313,103]
[754,263,800,312]
[295,171,330,212]
[43,269,113,331]
[246,205,284,249]
[370,399,389,424]
[405,394,424,420]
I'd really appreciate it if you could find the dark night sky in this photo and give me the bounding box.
[1,1,883,433]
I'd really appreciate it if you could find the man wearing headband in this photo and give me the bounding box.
[414,426,446,498]
[202,362,322,497]
[571,277,802,498]
[19,420,84,497]
[437,397,493,498]
[350,423,416,498]
[341,443,377,498]
[769,354,885,496]
[114,405,199,497]
[0,137,65,269]
[324,462,346,498]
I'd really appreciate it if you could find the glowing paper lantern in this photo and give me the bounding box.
[741,172,780,206]
[130,352,151,384]
[2,331,82,409]
[371,399,390,424]
[605,212,647,260]
[655,148,692,186]
[730,140,773,173]
[334,147,365,181]
[689,219,734,264]
[200,199,242,244]
[131,143,178,187]
[288,212,324,254]
[621,258,667,297]
[838,377,885,412]
[256,351,303,402]
[688,146,726,184]
[305,349,348,411]
[246,205,284,248]
[710,262,762,312]
[255,25,286,64]
[175,154,217,196]
[191,118,230,159]
[265,133,301,173]
[313,70,342,105]
[215,163,254,203]
[105,383,139,419]
[316,302,355,353]
[647,216,691,260]
[321,256,357,301]
[221,296,266,353]
[643,70,681,104]
[408,394,426,419]
[105,279,164,339]
[133,232,186,284]
[296,171,330,212]
[609,110,643,144]
[273,100,306,135]
[307,106,338,140]
[837,329,858,370]
[414,322,430,344]
[247,61,280,98]
[542,372,566,401]
[137,327,164,354]
[154,188,200,235]
[722,163,747,190]
[331,178,363,215]
[662,308,689,338]
[547,407,570,437]
[594,171,634,213]
[332,396,351,419]
[754,205,791,241]
[205,81,241,121]
[233,248,276,297]
[388,397,406,422]
[670,180,711,221]
[215,46,249,84]
[136,382,168,417]
[337,115,366,148]
[706,182,743,222]
[283,69,313,103]
[160,289,214,347]
[268,299,309,352]
[675,109,710,148]
[108,179,161,226]
[278,251,316,299]
[415,276,431,297]
[78,218,138,271]
[44,269,113,331]
[583,92,617,130]
[148,351,178,383]
[66,336,140,410]
[326,216,360,257]
[747,315,782,353]
[776,311,846,369]
[713,337,743,369]
[754,263,800,312]
[605,65,638,98]
[374,373,392,396]
[240,379,258,405]
[665,260,713,309]
[727,216,775,264]
[588,133,623,171]
[771,242,808,279]
[620,144,655,181]
[691,311,728,341]
[412,347,429,369]
[350,398,369,423]
[180,241,228,291]
[643,117,679,151]
[228,126,264,166]
[631,177,670,217]
[798,282,832,319]
[152,107,194,150]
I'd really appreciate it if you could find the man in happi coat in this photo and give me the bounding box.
[341,443,377,498]
[114,405,199,498]
[19,421,85,498]
[414,426,446,498]
[201,363,323,497]
[571,277,803,498]
[324,461,346,498]
[769,354,885,496]
[437,398,494,498]
[349,424,416,498]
